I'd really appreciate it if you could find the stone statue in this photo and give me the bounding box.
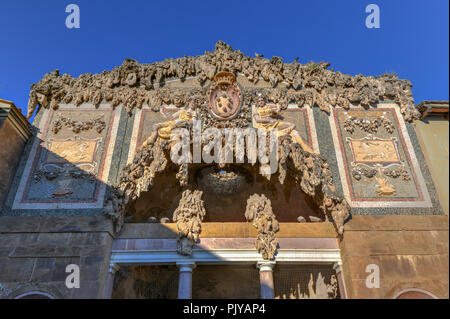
[245,193,279,260]
[253,96,314,154]
[141,101,197,148]
[172,189,207,255]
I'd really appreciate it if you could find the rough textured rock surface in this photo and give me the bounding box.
[27,41,420,121]
[245,193,280,260]
[172,189,207,255]
[105,132,350,238]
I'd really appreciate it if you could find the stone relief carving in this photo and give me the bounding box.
[347,135,411,196]
[32,137,101,199]
[27,41,419,121]
[141,101,197,147]
[33,163,96,183]
[104,187,127,235]
[383,165,410,180]
[52,114,106,134]
[375,170,397,196]
[276,273,338,299]
[245,193,280,260]
[343,112,394,134]
[172,189,207,255]
[253,96,314,154]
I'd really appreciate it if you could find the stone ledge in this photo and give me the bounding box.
[117,222,338,239]
[344,215,449,231]
[10,246,82,258]
[0,216,114,234]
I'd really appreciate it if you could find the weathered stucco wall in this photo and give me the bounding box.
[414,118,449,215]
[0,99,31,212]
[0,120,26,211]
[339,215,449,299]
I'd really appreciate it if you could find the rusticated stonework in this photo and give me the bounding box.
[27,41,420,121]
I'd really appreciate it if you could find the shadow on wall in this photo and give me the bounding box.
[1,117,336,300]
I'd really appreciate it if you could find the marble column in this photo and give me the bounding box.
[333,261,348,299]
[103,263,119,299]
[176,262,196,299]
[257,261,276,299]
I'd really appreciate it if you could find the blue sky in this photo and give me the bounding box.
[1,0,448,119]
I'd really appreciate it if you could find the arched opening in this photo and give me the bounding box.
[14,291,55,299]
[129,163,323,223]
[393,288,438,299]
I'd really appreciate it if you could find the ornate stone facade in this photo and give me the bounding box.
[26,41,419,121]
[0,43,447,300]
[172,189,206,255]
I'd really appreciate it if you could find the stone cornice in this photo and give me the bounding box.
[417,100,449,119]
[27,41,420,121]
[0,98,32,142]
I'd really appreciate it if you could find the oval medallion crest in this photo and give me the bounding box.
[208,71,241,120]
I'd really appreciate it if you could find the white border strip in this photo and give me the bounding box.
[111,248,342,266]
[305,105,320,153]
[127,107,143,165]
[329,104,432,208]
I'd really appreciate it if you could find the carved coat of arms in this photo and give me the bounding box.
[207,71,242,120]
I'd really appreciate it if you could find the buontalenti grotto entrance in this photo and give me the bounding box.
[17,40,445,300]
[102,64,351,299]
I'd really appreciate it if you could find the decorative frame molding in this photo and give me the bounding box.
[12,104,122,210]
[329,104,432,208]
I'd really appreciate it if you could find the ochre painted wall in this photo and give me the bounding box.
[339,215,449,299]
[0,120,27,211]
[414,118,449,214]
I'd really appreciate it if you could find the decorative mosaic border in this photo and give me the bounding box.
[12,104,122,210]
[329,104,432,208]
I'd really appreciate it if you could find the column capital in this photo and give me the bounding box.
[333,261,343,273]
[257,261,276,272]
[108,263,120,274]
[176,261,196,272]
